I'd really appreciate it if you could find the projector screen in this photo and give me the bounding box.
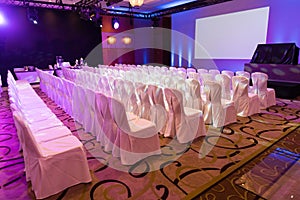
[194,7,270,59]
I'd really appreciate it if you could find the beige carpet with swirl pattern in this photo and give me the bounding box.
[0,88,299,200]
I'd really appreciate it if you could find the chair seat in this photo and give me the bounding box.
[129,118,156,134]
[38,135,83,157]
[33,126,72,143]
[126,112,139,121]
[28,118,64,132]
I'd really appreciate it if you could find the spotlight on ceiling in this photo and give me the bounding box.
[27,7,38,25]
[112,17,119,30]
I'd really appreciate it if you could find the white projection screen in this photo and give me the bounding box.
[195,7,270,59]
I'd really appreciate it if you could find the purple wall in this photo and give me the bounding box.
[0,5,101,86]
[171,0,300,71]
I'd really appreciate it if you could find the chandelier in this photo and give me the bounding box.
[129,0,144,7]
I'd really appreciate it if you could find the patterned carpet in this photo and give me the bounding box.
[0,88,299,200]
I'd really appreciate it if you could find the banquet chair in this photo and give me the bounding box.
[215,74,232,100]
[12,111,91,199]
[83,88,97,135]
[72,84,87,124]
[221,70,234,79]
[199,72,214,85]
[251,72,276,109]
[176,79,188,106]
[197,68,208,74]
[95,93,118,152]
[185,79,203,110]
[203,81,236,127]
[235,70,250,79]
[146,85,167,132]
[109,97,165,165]
[187,71,200,80]
[186,68,196,74]
[63,79,76,116]
[232,76,260,117]
[208,69,220,80]
[164,88,206,143]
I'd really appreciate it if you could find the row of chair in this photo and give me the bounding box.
[83,65,275,110]
[38,69,169,165]
[63,68,209,139]
[8,70,91,199]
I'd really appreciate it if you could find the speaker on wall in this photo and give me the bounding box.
[250,43,299,65]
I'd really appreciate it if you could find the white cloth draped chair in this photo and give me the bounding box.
[95,93,118,152]
[203,81,236,127]
[186,68,196,74]
[109,97,165,165]
[221,70,234,79]
[62,78,76,116]
[176,79,188,106]
[83,88,97,135]
[221,70,234,89]
[72,84,87,124]
[215,74,232,100]
[187,71,200,81]
[251,72,276,109]
[185,79,203,110]
[164,88,206,143]
[235,71,250,79]
[197,68,208,74]
[208,69,220,80]
[232,76,260,117]
[12,111,91,199]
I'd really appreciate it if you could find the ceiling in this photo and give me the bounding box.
[0,0,231,18]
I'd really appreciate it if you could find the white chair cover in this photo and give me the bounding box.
[12,112,91,199]
[251,72,276,109]
[232,76,260,117]
[164,88,206,143]
[185,79,203,110]
[215,74,232,100]
[109,97,164,165]
[235,71,250,79]
[208,69,220,80]
[197,68,208,74]
[221,70,234,79]
[203,81,236,127]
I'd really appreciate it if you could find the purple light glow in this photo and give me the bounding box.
[0,12,6,25]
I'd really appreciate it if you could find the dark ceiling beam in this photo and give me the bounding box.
[149,0,232,18]
[0,0,232,18]
[0,0,76,10]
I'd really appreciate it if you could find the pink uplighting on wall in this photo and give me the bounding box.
[0,12,6,25]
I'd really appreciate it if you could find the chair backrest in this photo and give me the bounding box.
[197,68,208,74]
[109,97,131,134]
[136,86,152,120]
[215,74,232,100]
[12,111,41,157]
[146,85,165,108]
[185,79,202,110]
[235,71,250,80]
[200,73,214,85]
[232,76,250,102]
[221,70,234,79]
[251,72,268,95]
[204,81,222,105]
[208,69,220,79]
[186,68,196,74]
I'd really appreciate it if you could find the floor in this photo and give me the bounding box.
[0,87,299,200]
